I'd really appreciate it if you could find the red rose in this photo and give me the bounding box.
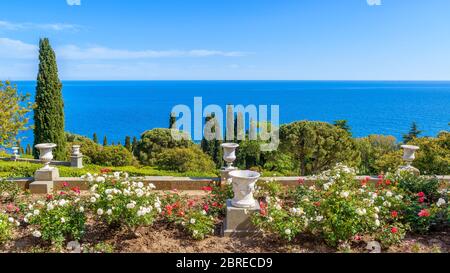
[46,194,53,200]
[417,192,425,198]
[418,197,425,203]
[314,202,321,207]
[354,235,362,241]
[418,209,430,217]
[59,191,66,195]
[298,178,305,185]
[62,182,69,188]
[71,187,81,194]
[203,204,209,212]
[212,202,218,207]
[201,186,213,192]
[391,211,398,218]
[391,227,398,234]
[385,179,391,186]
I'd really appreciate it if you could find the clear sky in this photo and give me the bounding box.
[1,0,449,80]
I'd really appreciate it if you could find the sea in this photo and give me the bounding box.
[9,80,450,147]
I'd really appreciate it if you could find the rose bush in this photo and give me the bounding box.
[85,172,159,231]
[23,186,86,246]
[0,178,20,203]
[253,164,408,248]
[0,211,17,244]
[387,171,448,233]
[160,189,216,240]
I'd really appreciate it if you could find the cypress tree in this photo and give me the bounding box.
[103,136,108,146]
[132,136,138,155]
[403,122,422,143]
[169,112,177,129]
[33,38,66,160]
[93,133,98,144]
[125,136,132,151]
[26,144,31,155]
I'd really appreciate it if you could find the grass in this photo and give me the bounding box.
[0,160,218,178]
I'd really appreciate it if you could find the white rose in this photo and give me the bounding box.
[285,229,292,235]
[126,203,136,209]
[316,215,323,222]
[96,176,106,183]
[97,209,104,215]
[8,217,14,223]
[340,191,350,198]
[190,218,196,224]
[375,219,380,227]
[79,206,84,212]
[33,210,40,216]
[107,195,113,201]
[386,191,393,197]
[60,217,66,223]
[32,230,42,238]
[90,197,97,203]
[106,209,112,215]
[47,203,54,211]
[437,198,446,207]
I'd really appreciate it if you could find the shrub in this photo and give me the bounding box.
[23,188,87,245]
[387,171,448,233]
[66,133,134,167]
[253,164,407,248]
[91,145,134,167]
[279,121,360,176]
[0,179,20,203]
[160,190,216,240]
[409,132,450,175]
[355,135,399,175]
[86,172,159,231]
[155,146,216,173]
[0,212,16,244]
[135,128,192,165]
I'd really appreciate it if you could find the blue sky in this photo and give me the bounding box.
[1,0,450,80]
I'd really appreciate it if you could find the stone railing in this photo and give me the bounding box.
[1,144,83,169]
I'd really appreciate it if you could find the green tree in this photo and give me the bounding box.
[93,133,98,144]
[33,38,66,160]
[280,121,360,176]
[201,114,223,168]
[135,128,192,165]
[132,136,138,155]
[355,135,399,174]
[103,136,108,146]
[403,122,422,143]
[26,144,32,155]
[124,136,132,151]
[169,112,177,129]
[0,81,33,147]
[334,120,351,135]
[155,146,216,173]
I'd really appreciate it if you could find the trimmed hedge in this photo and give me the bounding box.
[0,161,218,178]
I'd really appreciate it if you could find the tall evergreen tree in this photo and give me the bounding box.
[33,38,66,160]
[93,133,98,144]
[103,136,108,146]
[125,136,132,151]
[132,136,138,152]
[403,122,422,143]
[201,114,223,168]
[26,144,31,155]
[169,112,177,129]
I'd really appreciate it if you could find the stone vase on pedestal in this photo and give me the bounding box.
[220,143,239,186]
[11,146,20,161]
[223,170,261,237]
[31,143,59,194]
[398,145,420,175]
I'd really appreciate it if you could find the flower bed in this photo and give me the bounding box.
[0,167,448,253]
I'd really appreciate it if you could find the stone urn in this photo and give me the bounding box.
[35,143,57,170]
[221,143,239,169]
[229,170,260,208]
[12,146,20,160]
[72,145,81,156]
[401,145,419,165]
[398,145,420,175]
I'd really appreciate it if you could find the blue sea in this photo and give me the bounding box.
[11,81,450,147]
